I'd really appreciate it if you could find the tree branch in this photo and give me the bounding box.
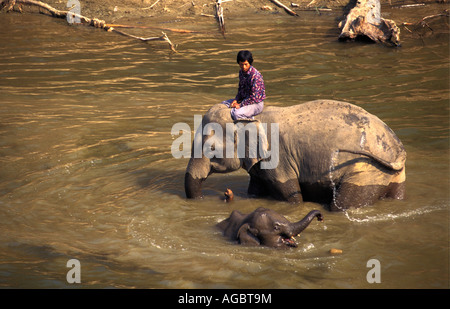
[1,0,177,52]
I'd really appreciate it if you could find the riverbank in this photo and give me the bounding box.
[2,0,448,50]
[5,0,447,25]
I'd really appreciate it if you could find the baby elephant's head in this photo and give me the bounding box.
[217,207,323,249]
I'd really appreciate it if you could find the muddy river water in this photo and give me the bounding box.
[0,5,449,288]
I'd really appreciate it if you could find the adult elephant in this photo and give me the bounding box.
[184,100,406,211]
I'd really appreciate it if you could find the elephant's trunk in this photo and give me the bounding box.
[185,156,211,199]
[184,173,205,198]
[291,210,323,236]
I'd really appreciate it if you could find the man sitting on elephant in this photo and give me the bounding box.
[222,50,266,120]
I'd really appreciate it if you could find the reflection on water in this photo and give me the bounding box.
[0,6,449,288]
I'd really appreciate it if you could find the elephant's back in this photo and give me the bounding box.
[261,100,406,168]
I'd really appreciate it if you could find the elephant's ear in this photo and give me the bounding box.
[236,121,269,172]
[237,223,260,246]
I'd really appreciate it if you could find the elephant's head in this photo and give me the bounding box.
[217,208,324,248]
[185,104,277,199]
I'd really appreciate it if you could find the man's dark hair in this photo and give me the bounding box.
[236,50,253,65]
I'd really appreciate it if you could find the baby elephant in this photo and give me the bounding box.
[216,207,323,248]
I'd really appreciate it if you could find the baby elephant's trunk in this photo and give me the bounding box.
[291,210,324,236]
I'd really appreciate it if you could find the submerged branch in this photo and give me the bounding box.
[401,10,449,29]
[399,9,449,40]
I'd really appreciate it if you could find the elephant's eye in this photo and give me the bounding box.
[273,223,280,231]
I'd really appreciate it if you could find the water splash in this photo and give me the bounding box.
[328,150,341,210]
[343,205,445,223]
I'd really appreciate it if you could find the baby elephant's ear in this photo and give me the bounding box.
[237,223,260,246]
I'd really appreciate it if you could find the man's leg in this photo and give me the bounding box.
[231,101,264,120]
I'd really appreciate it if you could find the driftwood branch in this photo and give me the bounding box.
[0,0,177,52]
[270,0,298,16]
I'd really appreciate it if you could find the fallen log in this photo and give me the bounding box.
[338,0,400,46]
[0,0,177,52]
